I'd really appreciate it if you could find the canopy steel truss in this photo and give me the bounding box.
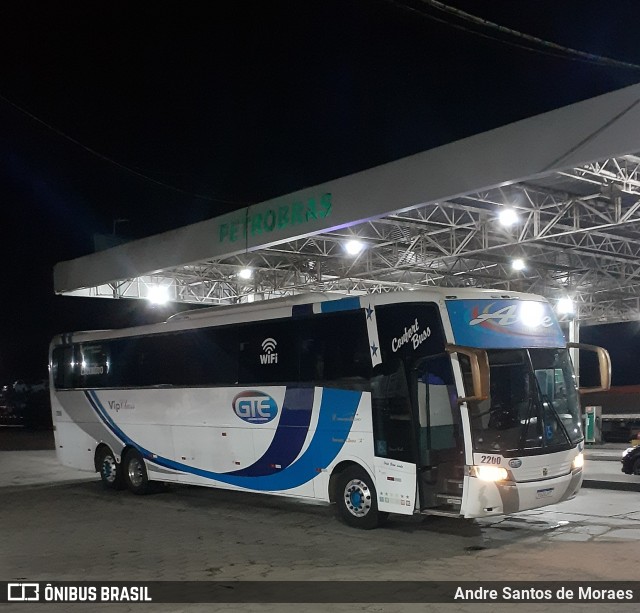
[77,156,640,325]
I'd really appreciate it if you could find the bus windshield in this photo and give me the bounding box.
[463,348,582,454]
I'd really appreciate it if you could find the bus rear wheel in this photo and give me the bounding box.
[336,466,387,529]
[96,446,125,490]
[123,449,156,495]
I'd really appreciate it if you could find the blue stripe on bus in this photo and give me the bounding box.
[228,386,314,477]
[319,297,361,313]
[86,390,136,448]
[85,387,361,492]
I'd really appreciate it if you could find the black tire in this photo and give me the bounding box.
[633,456,640,476]
[123,448,155,495]
[336,466,388,529]
[96,446,125,490]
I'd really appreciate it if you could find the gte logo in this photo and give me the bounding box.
[233,391,278,423]
[260,337,278,364]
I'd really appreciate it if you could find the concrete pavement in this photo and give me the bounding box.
[2,431,640,613]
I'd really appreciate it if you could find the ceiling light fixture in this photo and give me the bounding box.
[557,297,574,315]
[345,239,364,255]
[498,208,519,227]
[147,284,170,305]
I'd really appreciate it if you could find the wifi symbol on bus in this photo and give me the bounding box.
[260,338,278,364]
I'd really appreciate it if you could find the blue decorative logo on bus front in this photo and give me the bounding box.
[232,391,278,424]
[446,299,565,349]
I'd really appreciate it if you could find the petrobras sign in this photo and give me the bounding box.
[232,390,279,424]
[446,299,565,349]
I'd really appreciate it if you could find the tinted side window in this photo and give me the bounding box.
[193,327,238,385]
[110,328,239,387]
[53,308,373,389]
[371,359,414,462]
[77,343,110,388]
[298,311,372,383]
[52,346,76,389]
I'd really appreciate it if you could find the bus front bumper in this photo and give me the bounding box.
[462,468,583,518]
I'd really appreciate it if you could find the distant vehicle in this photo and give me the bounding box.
[621,445,640,475]
[50,289,610,528]
[0,380,52,429]
[0,384,24,425]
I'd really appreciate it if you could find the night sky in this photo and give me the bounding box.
[2,0,640,383]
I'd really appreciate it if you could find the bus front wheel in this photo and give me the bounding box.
[123,449,155,495]
[96,446,125,490]
[336,466,388,529]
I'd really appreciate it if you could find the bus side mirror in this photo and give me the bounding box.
[566,342,611,394]
[445,344,489,405]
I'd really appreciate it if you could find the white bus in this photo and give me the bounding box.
[49,289,610,529]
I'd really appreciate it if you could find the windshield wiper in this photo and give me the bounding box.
[534,378,572,446]
[518,393,536,449]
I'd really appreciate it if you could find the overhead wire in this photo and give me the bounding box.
[385,0,640,72]
[0,92,251,205]
[385,0,640,176]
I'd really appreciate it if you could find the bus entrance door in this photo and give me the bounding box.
[413,356,464,515]
[373,456,416,515]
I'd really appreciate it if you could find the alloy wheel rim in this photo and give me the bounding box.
[128,457,144,488]
[343,478,372,518]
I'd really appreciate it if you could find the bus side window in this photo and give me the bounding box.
[52,345,76,389]
[417,355,461,460]
[298,337,325,382]
[199,327,238,385]
[77,343,110,388]
[371,360,414,462]
[321,312,372,383]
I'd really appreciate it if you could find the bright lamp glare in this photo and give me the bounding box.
[147,285,170,305]
[498,208,519,227]
[238,268,253,280]
[520,300,544,327]
[572,452,584,470]
[557,297,574,315]
[511,258,526,271]
[345,239,364,255]
[475,465,508,482]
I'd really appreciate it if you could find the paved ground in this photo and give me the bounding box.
[1,429,639,612]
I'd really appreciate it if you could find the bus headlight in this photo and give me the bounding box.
[572,452,584,470]
[471,465,509,482]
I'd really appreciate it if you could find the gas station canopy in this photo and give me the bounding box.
[54,83,640,326]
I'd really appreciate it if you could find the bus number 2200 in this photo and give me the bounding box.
[480,455,501,464]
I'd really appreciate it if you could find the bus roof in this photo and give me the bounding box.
[51,287,552,346]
